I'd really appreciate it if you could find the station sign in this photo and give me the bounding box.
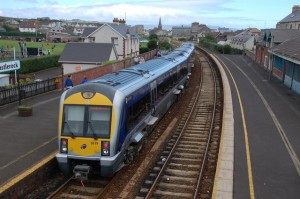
[0,60,21,73]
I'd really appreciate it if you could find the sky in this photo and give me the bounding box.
[0,0,299,30]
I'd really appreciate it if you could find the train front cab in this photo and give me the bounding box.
[56,89,123,177]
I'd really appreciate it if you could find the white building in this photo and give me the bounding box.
[81,19,139,59]
[0,74,10,87]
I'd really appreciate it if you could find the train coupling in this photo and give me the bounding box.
[73,165,90,180]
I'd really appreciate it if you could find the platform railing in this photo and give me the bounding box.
[0,78,56,106]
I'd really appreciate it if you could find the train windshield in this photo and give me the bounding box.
[62,105,111,138]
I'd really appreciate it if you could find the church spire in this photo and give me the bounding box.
[158,17,162,30]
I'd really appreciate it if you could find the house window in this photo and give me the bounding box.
[111,37,118,45]
[298,24,300,29]
[290,24,293,29]
[89,37,95,43]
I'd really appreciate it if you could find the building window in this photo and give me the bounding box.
[290,24,293,29]
[298,24,300,29]
[89,37,95,43]
[111,37,118,45]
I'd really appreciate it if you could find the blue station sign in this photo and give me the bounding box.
[0,60,21,73]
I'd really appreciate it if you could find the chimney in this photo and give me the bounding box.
[119,19,126,25]
[292,5,300,13]
[113,17,119,24]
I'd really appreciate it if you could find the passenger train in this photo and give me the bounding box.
[56,42,195,178]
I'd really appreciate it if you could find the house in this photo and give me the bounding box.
[4,19,19,29]
[191,22,211,41]
[81,19,139,59]
[228,33,256,51]
[227,28,261,50]
[58,43,118,75]
[269,36,300,95]
[172,22,210,40]
[172,25,191,39]
[276,5,300,29]
[19,21,37,33]
[255,29,300,69]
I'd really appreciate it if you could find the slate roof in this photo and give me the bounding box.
[278,10,300,23]
[231,33,254,42]
[262,29,300,43]
[81,27,99,38]
[58,43,115,64]
[109,24,139,39]
[271,36,300,62]
[80,23,138,39]
[19,21,37,28]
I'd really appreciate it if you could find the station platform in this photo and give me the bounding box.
[213,54,300,199]
[0,90,62,188]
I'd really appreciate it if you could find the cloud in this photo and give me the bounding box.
[0,0,276,29]
[15,0,38,3]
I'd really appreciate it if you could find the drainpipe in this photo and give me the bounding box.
[290,63,295,90]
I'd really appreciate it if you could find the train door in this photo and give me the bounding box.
[150,81,157,111]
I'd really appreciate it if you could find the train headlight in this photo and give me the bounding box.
[60,139,68,154]
[101,141,110,156]
[82,92,95,99]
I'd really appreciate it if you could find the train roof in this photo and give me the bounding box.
[89,42,194,94]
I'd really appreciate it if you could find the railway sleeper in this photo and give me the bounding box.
[168,163,200,171]
[165,168,199,177]
[180,140,207,146]
[177,144,204,150]
[171,157,202,165]
[181,137,208,142]
[162,175,196,184]
[153,189,193,198]
[173,152,203,159]
[157,182,195,192]
[176,148,204,153]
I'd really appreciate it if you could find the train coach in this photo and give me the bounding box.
[56,42,195,178]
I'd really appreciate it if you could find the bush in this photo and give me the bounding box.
[147,39,158,50]
[199,39,242,55]
[140,46,150,54]
[19,55,60,74]
[159,41,172,50]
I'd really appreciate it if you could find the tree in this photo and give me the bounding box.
[149,34,158,40]
[147,39,158,50]
[139,46,150,54]
[159,41,172,50]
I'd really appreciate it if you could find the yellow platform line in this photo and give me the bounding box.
[0,151,57,194]
[215,56,255,199]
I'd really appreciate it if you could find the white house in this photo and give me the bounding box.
[228,33,256,51]
[81,19,139,59]
[19,21,37,33]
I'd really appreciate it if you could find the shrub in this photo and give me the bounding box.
[140,46,150,54]
[19,55,60,74]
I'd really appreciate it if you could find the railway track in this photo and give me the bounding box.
[136,49,223,199]
[47,177,110,199]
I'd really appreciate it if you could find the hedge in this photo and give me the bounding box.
[0,31,45,38]
[199,40,243,54]
[19,55,60,74]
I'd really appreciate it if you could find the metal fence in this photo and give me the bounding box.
[0,78,56,106]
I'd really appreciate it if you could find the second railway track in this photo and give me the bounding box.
[136,48,223,199]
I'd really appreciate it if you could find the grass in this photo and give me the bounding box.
[0,39,66,55]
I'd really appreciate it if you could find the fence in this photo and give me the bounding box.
[0,78,56,106]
